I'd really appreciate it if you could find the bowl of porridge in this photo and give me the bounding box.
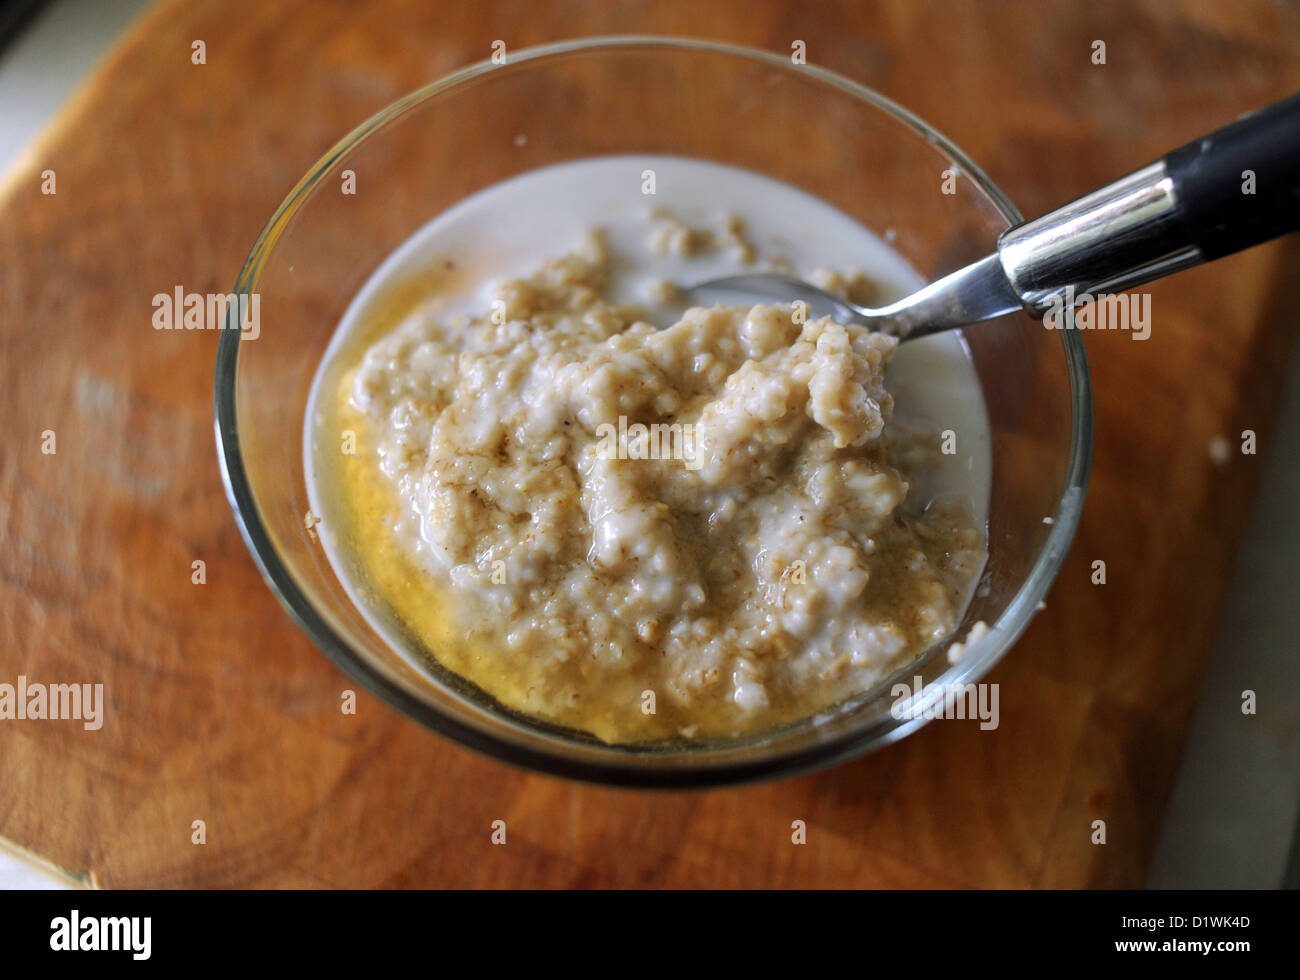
[215,37,1092,786]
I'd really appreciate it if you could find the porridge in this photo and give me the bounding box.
[306,156,990,742]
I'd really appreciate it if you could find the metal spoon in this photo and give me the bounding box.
[686,91,1300,341]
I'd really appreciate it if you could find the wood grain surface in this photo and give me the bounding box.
[1,0,1297,888]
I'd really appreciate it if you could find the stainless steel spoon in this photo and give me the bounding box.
[686,92,1300,341]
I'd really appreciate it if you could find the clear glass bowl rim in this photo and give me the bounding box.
[213,34,1094,788]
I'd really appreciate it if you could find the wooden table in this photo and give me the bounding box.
[1,0,1297,888]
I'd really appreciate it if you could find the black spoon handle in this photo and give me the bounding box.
[1164,92,1300,261]
[997,91,1300,315]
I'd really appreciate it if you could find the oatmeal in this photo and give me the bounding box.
[327,232,984,742]
[306,155,990,743]
[647,207,757,264]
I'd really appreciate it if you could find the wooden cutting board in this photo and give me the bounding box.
[1,0,1297,888]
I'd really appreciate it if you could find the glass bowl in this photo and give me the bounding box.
[214,36,1092,787]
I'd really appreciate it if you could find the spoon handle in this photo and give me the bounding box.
[997,91,1300,316]
[1166,93,1300,260]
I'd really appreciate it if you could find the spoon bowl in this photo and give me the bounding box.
[685,254,1021,341]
